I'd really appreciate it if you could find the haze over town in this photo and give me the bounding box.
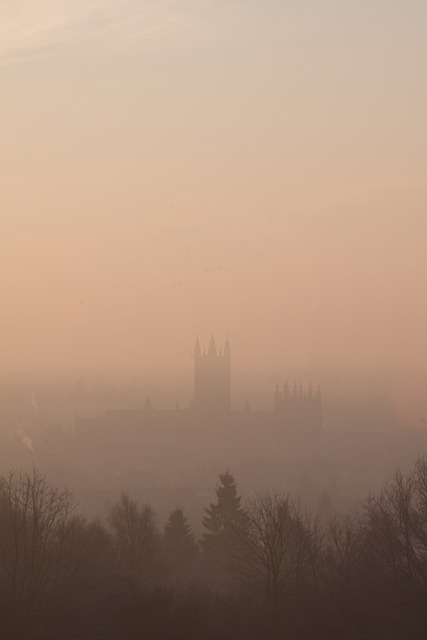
[1,1,427,638]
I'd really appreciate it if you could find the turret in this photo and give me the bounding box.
[208,333,217,356]
[224,335,231,360]
[274,379,323,433]
[194,335,231,413]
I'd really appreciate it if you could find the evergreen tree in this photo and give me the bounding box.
[201,471,245,555]
[163,507,197,561]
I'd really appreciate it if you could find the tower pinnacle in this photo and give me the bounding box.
[224,335,231,357]
[194,335,231,413]
[208,333,217,356]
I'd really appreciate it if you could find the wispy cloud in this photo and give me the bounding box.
[0,0,191,64]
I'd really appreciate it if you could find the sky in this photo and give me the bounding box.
[1,0,426,374]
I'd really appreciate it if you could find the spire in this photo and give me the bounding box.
[275,381,280,399]
[224,335,231,357]
[195,336,201,357]
[208,333,217,356]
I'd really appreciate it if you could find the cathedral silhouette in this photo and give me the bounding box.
[76,335,323,440]
[194,335,231,413]
[192,336,322,429]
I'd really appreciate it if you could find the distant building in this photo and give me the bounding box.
[194,335,231,413]
[193,335,321,430]
[274,381,323,431]
[76,335,323,439]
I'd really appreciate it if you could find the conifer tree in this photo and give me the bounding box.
[163,507,197,561]
[201,471,245,554]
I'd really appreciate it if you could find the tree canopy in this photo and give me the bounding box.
[202,471,245,554]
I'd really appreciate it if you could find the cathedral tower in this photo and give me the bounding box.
[194,335,231,413]
[274,380,323,431]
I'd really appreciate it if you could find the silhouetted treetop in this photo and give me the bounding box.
[202,471,245,554]
[164,507,197,560]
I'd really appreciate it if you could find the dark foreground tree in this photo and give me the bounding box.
[0,469,83,607]
[233,493,321,620]
[359,459,427,638]
[202,470,245,555]
[108,492,163,583]
[164,507,198,584]
[164,507,197,560]
[0,469,98,640]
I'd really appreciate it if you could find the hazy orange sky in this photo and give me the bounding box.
[1,0,426,373]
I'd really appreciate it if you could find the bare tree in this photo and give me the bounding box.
[326,514,362,595]
[108,492,163,584]
[232,492,322,621]
[0,468,83,610]
[363,460,427,593]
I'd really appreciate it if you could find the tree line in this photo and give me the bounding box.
[2,463,427,638]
